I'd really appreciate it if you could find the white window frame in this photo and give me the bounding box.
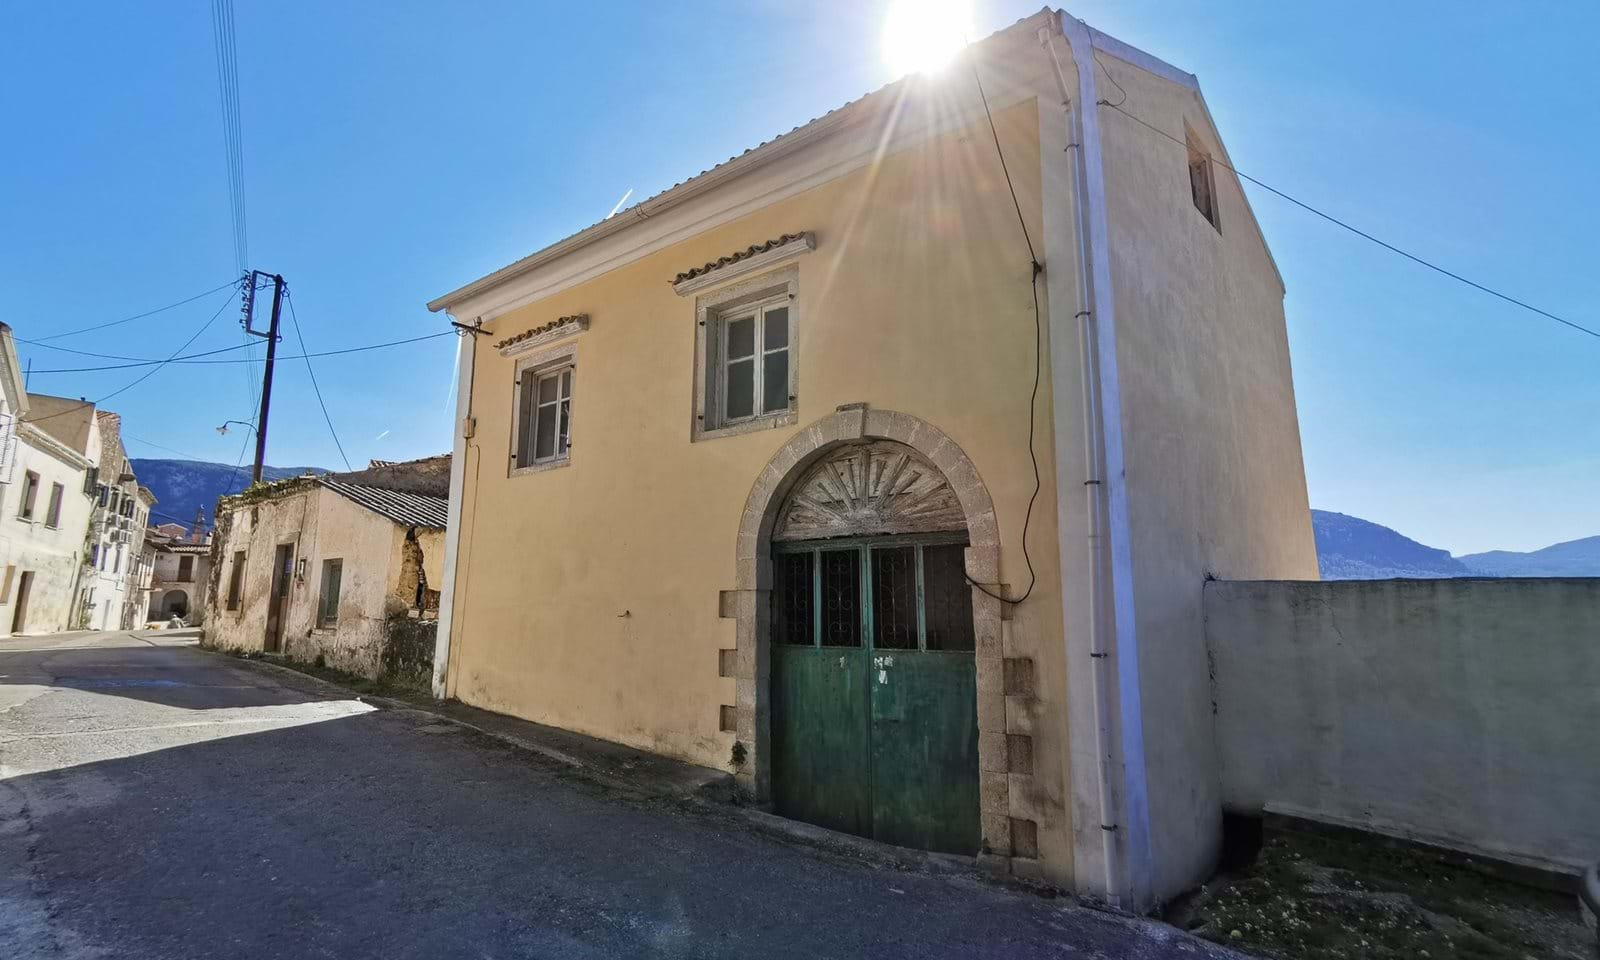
[692,265,800,442]
[509,340,578,477]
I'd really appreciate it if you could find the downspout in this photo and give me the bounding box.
[1042,10,1154,908]
[432,320,476,698]
[1039,18,1121,908]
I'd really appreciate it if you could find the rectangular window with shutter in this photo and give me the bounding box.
[44,484,64,529]
[510,351,575,475]
[716,299,790,426]
[691,267,800,442]
[226,551,245,610]
[1186,128,1220,231]
[318,558,343,627]
[18,471,39,520]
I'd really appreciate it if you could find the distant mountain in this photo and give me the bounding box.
[1313,509,1600,580]
[1311,510,1473,580]
[130,458,327,531]
[1459,536,1600,578]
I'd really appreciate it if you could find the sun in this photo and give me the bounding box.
[882,0,975,78]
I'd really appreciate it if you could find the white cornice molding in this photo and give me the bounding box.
[496,315,589,359]
[671,233,815,297]
[19,423,92,470]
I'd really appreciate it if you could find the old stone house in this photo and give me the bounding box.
[148,531,212,623]
[203,456,448,679]
[425,9,1316,909]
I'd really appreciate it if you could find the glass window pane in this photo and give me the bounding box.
[726,316,755,359]
[762,350,788,414]
[922,544,975,651]
[725,358,754,420]
[819,549,861,647]
[763,306,788,349]
[537,373,558,404]
[534,404,557,459]
[872,546,918,650]
[560,369,572,399]
[518,370,538,464]
[557,399,570,457]
[772,552,815,646]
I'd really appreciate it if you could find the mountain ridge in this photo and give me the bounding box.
[1312,510,1600,580]
[131,458,328,531]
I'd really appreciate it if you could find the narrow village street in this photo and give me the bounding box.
[0,631,1231,960]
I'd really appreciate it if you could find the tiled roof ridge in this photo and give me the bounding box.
[672,233,808,285]
[319,477,449,529]
[494,314,588,350]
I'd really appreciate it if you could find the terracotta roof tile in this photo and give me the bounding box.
[671,233,808,285]
[493,315,587,350]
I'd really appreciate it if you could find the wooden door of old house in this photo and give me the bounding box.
[264,543,293,653]
[767,442,979,855]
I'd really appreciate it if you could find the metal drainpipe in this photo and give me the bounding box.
[432,318,476,699]
[1040,16,1124,908]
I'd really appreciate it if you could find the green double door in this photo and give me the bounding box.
[770,536,980,855]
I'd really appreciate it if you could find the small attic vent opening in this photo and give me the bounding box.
[1186,127,1220,232]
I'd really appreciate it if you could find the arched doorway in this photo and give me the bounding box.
[769,439,979,853]
[162,590,189,618]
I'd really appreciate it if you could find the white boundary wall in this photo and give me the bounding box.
[1206,578,1600,875]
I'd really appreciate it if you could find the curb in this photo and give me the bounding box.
[216,649,1078,899]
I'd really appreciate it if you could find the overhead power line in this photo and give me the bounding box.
[26,329,457,374]
[1098,100,1600,342]
[209,0,248,276]
[15,337,257,363]
[32,281,238,343]
[285,292,353,471]
[123,435,209,461]
[20,290,240,426]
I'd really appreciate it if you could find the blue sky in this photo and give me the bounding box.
[2,2,1594,554]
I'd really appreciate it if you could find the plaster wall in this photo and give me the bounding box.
[150,549,212,620]
[1207,578,1600,875]
[207,487,417,678]
[0,436,92,635]
[444,100,1078,877]
[1092,53,1318,900]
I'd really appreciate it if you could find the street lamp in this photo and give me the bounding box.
[216,420,256,437]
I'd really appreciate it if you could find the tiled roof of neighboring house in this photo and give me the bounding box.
[672,233,808,285]
[168,542,211,554]
[494,315,587,351]
[319,478,448,530]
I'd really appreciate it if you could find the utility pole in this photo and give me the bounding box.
[240,271,285,484]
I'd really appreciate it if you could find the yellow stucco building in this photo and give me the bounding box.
[426,9,1316,909]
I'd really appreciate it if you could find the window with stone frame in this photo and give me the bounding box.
[225,551,245,610]
[17,471,39,519]
[318,558,343,627]
[44,483,64,528]
[510,356,574,472]
[691,265,800,441]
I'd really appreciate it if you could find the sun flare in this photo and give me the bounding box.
[882,0,974,78]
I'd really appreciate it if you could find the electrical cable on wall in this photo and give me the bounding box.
[965,55,1043,606]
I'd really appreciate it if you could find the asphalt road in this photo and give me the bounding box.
[0,631,1234,959]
